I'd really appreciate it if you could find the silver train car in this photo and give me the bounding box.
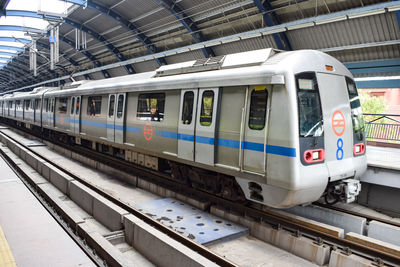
[0,48,367,208]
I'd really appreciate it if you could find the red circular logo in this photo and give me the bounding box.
[144,123,153,141]
[332,110,346,136]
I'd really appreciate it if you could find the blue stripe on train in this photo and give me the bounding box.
[53,118,296,157]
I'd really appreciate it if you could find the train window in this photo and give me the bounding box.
[25,100,30,110]
[296,72,323,137]
[70,98,75,115]
[58,98,68,114]
[51,99,55,113]
[248,88,268,130]
[87,96,102,116]
[117,95,124,118]
[76,97,80,115]
[200,91,214,126]
[108,95,115,117]
[137,93,165,122]
[181,91,194,124]
[346,77,365,135]
[44,99,48,112]
[16,100,21,110]
[9,101,13,109]
[34,99,40,110]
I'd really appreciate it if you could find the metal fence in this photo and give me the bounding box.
[363,113,400,142]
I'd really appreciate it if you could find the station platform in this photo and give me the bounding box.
[366,145,400,171]
[0,153,95,266]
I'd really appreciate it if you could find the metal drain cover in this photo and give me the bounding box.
[135,197,248,245]
[23,140,45,147]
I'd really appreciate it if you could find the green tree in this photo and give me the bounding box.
[358,91,388,123]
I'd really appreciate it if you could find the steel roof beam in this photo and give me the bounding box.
[320,40,400,52]
[344,58,400,75]
[155,0,215,58]
[4,64,29,76]
[35,40,91,79]
[0,68,32,85]
[0,0,10,15]
[396,0,400,35]
[58,35,108,78]
[355,78,400,89]
[0,37,30,44]
[65,0,166,66]
[2,10,108,78]
[0,25,44,33]
[36,41,79,67]
[64,18,136,74]
[4,1,400,94]
[0,45,25,52]
[0,51,19,57]
[0,73,31,86]
[252,0,291,50]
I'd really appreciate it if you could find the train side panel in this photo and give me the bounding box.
[80,95,108,139]
[125,90,179,156]
[215,86,246,169]
[54,97,69,131]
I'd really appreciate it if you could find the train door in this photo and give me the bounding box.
[69,96,81,133]
[317,73,353,181]
[241,85,270,175]
[107,94,116,142]
[34,99,39,123]
[74,96,81,134]
[69,97,75,131]
[115,93,126,144]
[107,93,126,143]
[194,88,219,165]
[177,89,198,161]
[48,98,55,127]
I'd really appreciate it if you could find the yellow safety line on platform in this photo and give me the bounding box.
[0,226,17,267]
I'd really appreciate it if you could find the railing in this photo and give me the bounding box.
[363,113,400,143]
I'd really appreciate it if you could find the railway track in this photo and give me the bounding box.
[2,124,400,266]
[313,201,400,229]
[0,128,235,267]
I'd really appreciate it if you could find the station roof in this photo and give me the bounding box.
[0,0,399,93]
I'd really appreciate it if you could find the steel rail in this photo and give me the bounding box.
[313,202,400,228]
[0,129,237,267]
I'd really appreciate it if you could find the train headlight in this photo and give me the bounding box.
[304,149,325,164]
[353,143,365,156]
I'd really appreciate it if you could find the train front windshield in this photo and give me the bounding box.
[296,72,324,138]
[345,77,365,138]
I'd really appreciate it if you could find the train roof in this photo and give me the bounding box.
[3,49,353,99]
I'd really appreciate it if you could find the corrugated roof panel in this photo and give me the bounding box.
[69,6,100,22]
[90,71,105,80]
[212,36,276,55]
[113,0,161,23]
[85,15,121,35]
[136,9,178,35]
[102,27,132,48]
[165,50,205,64]
[287,12,399,51]
[179,0,231,19]
[106,66,129,77]
[132,60,160,73]
[329,44,400,63]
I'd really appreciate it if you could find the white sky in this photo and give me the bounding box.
[7,0,72,13]
[0,0,73,67]
[0,41,24,47]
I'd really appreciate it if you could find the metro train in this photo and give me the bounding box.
[0,48,367,208]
